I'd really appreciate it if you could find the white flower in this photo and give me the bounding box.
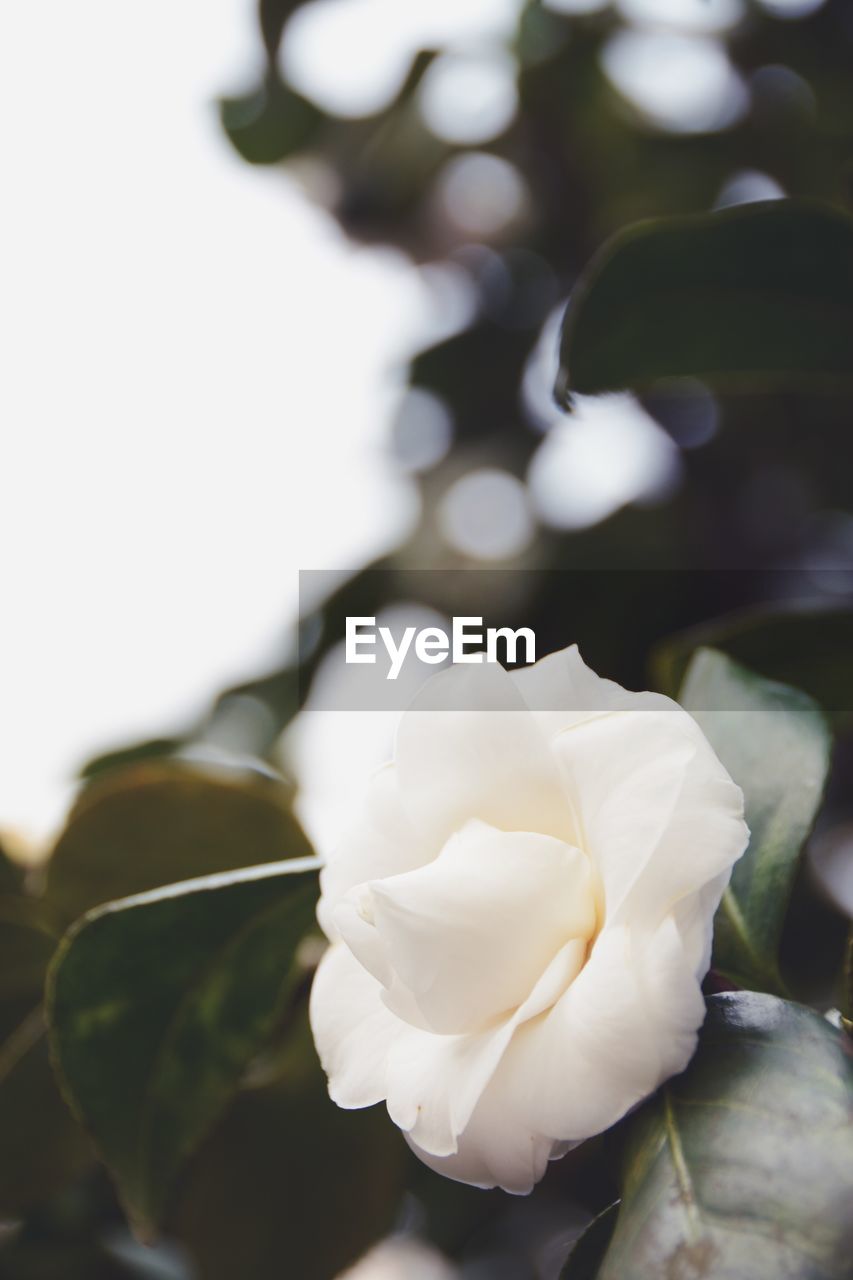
[310,645,748,1193]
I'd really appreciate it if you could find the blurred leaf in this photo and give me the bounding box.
[0,900,91,1215]
[220,75,322,166]
[776,857,849,1008]
[0,1029,94,1221]
[0,897,58,1004]
[560,1204,619,1279]
[680,649,830,993]
[259,0,305,58]
[174,1006,407,1280]
[79,738,183,783]
[590,993,853,1280]
[403,1160,509,1261]
[44,762,313,924]
[556,201,853,398]
[843,928,853,1033]
[654,604,853,731]
[47,857,320,1238]
[0,843,24,894]
[0,1240,157,1280]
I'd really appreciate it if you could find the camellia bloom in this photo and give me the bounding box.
[310,645,748,1193]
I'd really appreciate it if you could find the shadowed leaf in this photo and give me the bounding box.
[0,843,24,894]
[560,1203,620,1279]
[654,604,853,731]
[0,897,92,1213]
[557,202,853,398]
[44,762,313,924]
[680,649,830,993]
[173,1007,407,1280]
[47,857,320,1237]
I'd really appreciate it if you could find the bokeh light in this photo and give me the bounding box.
[602,30,749,133]
[280,0,524,118]
[391,389,454,473]
[419,49,518,145]
[715,169,786,207]
[544,0,609,14]
[756,0,827,18]
[616,0,744,34]
[528,394,681,529]
[438,468,535,559]
[435,153,531,240]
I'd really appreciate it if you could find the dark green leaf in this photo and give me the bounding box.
[560,1203,620,1279]
[0,899,91,1214]
[173,1007,407,1280]
[0,1025,94,1218]
[556,201,853,398]
[0,896,58,1006]
[654,604,853,731]
[79,737,183,782]
[47,857,321,1237]
[219,76,322,166]
[0,843,24,894]
[680,649,830,993]
[596,993,853,1280]
[44,762,313,925]
[0,1240,152,1280]
[842,928,853,1034]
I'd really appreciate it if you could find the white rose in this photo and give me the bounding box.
[310,645,748,1193]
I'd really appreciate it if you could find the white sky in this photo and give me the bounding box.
[0,0,427,846]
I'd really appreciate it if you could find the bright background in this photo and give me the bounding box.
[0,0,431,845]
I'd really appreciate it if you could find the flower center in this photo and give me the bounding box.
[334,819,598,1036]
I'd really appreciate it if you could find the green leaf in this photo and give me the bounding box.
[680,649,830,994]
[0,1023,94,1217]
[44,761,314,925]
[220,76,322,166]
[594,993,853,1280]
[0,1241,178,1280]
[556,201,853,398]
[560,1203,620,1279]
[79,736,183,782]
[47,856,321,1238]
[0,898,92,1214]
[0,842,24,894]
[173,1007,407,1280]
[842,928,853,1034]
[0,896,58,1004]
[654,604,853,731]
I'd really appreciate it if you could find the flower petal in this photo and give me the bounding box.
[384,916,696,1182]
[404,1085,555,1195]
[309,941,401,1110]
[672,867,732,979]
[367,821,595,1035]
[317,764,433,940]
[310,941,527,1157]
[511,643,675,736]
[395,662,577,847]
[410,915,704,1192]
[382,934,589,1159]
[553,707,747,924]
[492,918,705,1146]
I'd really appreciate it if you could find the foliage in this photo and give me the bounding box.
[48,857,320,1237]
[555,202,853,399]
[4,0,853,1276]
[681,649,831,994]
[563,993,853,1279]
